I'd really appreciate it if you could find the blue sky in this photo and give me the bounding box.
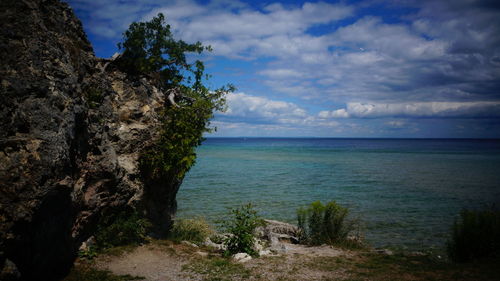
[67,0,500,138]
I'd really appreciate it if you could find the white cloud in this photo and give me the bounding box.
[221,92,307,121]
[385,120,406,128]
[318,109,349,118]
[258,69,303,79]
[142,1,353,59]
[68,0,500,137]
[217,93,343,130]
[320,101,500,118]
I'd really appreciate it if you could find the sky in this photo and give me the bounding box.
[67,0,500,138]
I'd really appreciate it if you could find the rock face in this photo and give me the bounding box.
[0,0,181,279]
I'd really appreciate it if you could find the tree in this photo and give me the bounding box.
[117,13,234,180]
[117,13,206,89]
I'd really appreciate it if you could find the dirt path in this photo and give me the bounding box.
[95,244,193,281]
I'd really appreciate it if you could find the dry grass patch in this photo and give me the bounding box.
[182,256,252,281]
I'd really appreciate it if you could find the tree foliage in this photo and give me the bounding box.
[117,13,206,89]
[116,13,233,181]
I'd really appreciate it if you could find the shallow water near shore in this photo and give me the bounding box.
[176,138,500,251]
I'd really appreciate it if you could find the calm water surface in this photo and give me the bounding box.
[177,138,500,251]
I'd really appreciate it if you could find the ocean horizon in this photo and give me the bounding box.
[177,137,500,251]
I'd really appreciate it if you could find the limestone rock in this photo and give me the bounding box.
[203,237,226,251]
[0,0,183,279]
[78,236,96,252]
[256,219,301,244]
[258,249,273,256]
[233,253,252,263]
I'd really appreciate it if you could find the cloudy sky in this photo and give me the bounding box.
[67,0,500,138]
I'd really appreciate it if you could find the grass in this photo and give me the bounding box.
[182,256,252,281]
[169,217,214,244]
[63,263,144,281]
[63,236,500,281]
[63,205,500,281]
[304,251,500,281]
[447,207,500,262]
[297,201,362,248]
[100,244,140,257]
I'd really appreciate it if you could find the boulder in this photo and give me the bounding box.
[256,219,301,244]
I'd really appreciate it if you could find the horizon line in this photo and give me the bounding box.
[203,136,500,140]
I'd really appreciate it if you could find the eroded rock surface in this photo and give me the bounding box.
[0,0,180,279]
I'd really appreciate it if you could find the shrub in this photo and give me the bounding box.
[140,84,232,181]
[447,207,500,262]
[222,203,264,257]
[95,210,152,250]
[78,246,97,260]
[169,217,213,244]
[297,201,359,246]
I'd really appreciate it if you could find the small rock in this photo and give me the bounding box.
[233,253,252,263]
[195,251,208,257]
[79,242,89,252]
[258,249,272,256]
[253,238,266,252]
[181,241,199,248]
[203,238,226,251]
[270,243,288,254]
[79,236,96,252]
[375,249,393,255]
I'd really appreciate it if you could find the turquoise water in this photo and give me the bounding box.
[176,138,500,250]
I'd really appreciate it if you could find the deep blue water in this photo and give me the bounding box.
[176,138,500,251]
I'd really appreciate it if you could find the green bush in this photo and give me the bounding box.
[222,203,263,257]
[297,201,359,246]
[95,211,152,250]
[447,207,500,262]
[169,217,214,244]
[78,246,98,260]
[140,84,232,181]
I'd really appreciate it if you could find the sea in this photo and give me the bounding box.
[176,138,500,251]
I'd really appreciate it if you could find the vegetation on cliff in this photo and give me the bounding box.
[115,13,233,182]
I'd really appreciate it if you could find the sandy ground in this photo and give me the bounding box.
[93,241,356,281]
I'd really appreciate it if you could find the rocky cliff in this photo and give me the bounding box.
[0,0,182,279]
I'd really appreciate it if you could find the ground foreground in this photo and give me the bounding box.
[63,240,499,281]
